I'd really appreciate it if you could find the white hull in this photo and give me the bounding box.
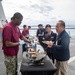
[0,0,7,41]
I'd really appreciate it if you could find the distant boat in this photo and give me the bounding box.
[0,0,7,42]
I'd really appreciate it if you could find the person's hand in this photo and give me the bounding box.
[42,37,45,41]
[42,41,50,45]
[47,41,53,48]
[28,40,31,43]
[19,40,25,45]
[42,33,44,36]
[38,34,41,36]
[42,41,46,44]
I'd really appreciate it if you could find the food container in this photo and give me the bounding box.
[23,44,47,64]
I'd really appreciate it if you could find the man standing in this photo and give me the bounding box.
[22,25,27,37]
[2,12,30,75]
[27,26,31,36]
[22,25,28,52]
[36,24,45,47]
[22,25,31,52]
[47,20,70,75]
[44,24,57,63]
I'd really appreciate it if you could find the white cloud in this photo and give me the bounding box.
[52,0,75,20]
[2,0,75,25]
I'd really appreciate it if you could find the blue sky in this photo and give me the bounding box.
[2,0,75,26]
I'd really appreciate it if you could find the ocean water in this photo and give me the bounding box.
[0,27,75,42]
[29,28,75,37]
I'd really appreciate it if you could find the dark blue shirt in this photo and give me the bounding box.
[36,28,45,41]
[52,30,70,61]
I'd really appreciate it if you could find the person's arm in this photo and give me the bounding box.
[36,29,39,37]
[3,26,20,47]
[5,41,19,47]
[42,28,45,36]
[26,29,29,34]
[53,33,57,44]
[5,36,30,47]
[52,34,70,51]
[22,30,24,35]
[21,36,30,43]
[18,27,30,43]
[42,32,44,36]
